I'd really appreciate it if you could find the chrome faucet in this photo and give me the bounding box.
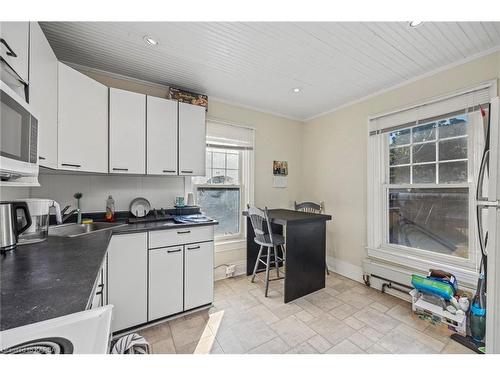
[61,205,81,223]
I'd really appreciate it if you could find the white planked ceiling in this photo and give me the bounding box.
[40,22,500,120]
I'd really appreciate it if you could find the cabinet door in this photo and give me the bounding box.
[146,96,178,175]
[58,62,108,173]
[0,22,29,83]
[184,241,214,310]
[110,88,146,174]
[148,246,183,321]
[107,232,148,332]
[178,102,206,176]
[29,22,58,169]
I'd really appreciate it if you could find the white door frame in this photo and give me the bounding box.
[486,97,500,354]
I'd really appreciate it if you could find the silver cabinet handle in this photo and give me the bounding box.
[177,230,191,234]
[187,245,200,250]
[167,248,182,253]
[113,167,129,171]
[38,156,46,160]
[181,170,193,174]
[163,169,176,173]
[62,163,81,168]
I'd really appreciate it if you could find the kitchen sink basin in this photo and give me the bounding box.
[49,222,127,237]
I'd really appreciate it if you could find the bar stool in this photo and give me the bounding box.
[294,201,330,275]
[247,205,285,297]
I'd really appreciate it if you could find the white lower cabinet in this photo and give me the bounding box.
[107,232,148,332]
[148,246,184,321]
[184,241,214,310]
[106,227,213,333]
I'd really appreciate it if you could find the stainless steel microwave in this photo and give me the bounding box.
[0,80,39,181]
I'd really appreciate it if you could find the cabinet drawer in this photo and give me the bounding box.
[149,225,213,249]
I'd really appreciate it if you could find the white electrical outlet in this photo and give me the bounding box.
[225,264,236,277]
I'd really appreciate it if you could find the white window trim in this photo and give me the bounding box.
[366,80,497,285]
[186,119,255,252]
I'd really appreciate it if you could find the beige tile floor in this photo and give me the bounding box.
[138,272,476,354]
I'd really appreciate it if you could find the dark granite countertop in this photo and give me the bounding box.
[0,219,217,331]
[0,231,112,331]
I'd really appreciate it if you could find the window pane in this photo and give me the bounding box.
[226,169,239,184]
[389,128,411,147]
[390,146,410,165]
[413,143,436,163]
[227,152,239,169]
[212,152,226,169]
[439,138,467,161]
[438,116,468,139]
[390,166,410,184]
[206,151,212,169]
[413,164,436,183]
[412,123,436,143]
[439,161,468,183]
[389,188,468,258]
[197,187,240,237]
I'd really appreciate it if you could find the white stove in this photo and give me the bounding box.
[0,305,113,354]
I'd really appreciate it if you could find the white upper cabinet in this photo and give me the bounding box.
[178,102,206,176]
[58,62,108,173]
[109,88,146,174]
[0,22,30,84]
[29,22,58,169]
[146,96,178,175]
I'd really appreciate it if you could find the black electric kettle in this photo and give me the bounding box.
[0,201,32,251]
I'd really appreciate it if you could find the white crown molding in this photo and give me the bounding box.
[208,95,304,122]
[63,60,305,122]
[305,45,500,122]
[62,45,500,124]
[61,60,171,91]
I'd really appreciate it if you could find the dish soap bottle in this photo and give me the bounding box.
[105,195,115,222]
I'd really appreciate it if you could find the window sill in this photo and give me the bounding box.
[366,245,478,287]
[214,238,246,253]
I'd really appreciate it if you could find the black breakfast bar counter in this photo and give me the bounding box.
[243,209,332,303]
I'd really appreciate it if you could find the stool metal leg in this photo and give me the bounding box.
[251,245,264,283]
[273,246,280,277]
[264,246,271,297]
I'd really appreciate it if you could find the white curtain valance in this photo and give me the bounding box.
[369,82,495,134]
[206,120,254,150]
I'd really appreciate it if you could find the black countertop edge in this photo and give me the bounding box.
[111,220,218,235]
[242,209,332,223]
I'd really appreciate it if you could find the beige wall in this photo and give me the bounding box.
[301,51,500,271]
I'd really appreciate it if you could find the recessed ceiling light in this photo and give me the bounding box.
[408,21,424,28]
[293,87,301,93]
[143,35,159,46]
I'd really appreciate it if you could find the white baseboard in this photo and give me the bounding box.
[326,256,364,284]
[214,259,247,281]
[215,256,365,285]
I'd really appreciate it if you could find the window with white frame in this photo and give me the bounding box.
[192,120,254,240]
[367,82,496,279]
[387,116,470,259]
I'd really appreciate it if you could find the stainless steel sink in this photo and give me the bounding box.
[49,222,127,237]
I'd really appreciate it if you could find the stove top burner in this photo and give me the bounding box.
[1,337,74,354]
